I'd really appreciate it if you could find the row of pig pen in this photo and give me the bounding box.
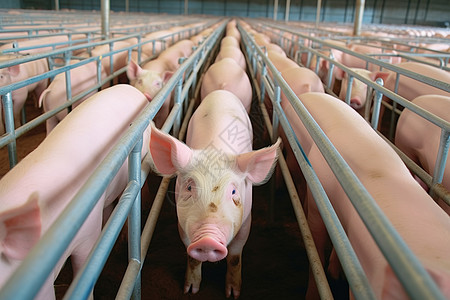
[0,9,449,300]
[239,19,450,299]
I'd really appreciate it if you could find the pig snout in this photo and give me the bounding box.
[350,96,363,109]
[187,225,228,262]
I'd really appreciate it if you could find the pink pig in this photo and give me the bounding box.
[0,84,150,300]
[339,62,450,116]
[395,94,450,215]
[0,56,49,134]
[200,58,252,112]
[215,46,247,70]
[282,92,450,299]
[126,39,194,128]
[38,60,107,134]
[149,90,280,298]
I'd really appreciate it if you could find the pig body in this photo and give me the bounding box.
[338,68,373,114]
[0,56,49,134]
[149,90,280,298]
[339,62,450,116]
[200,58,252,112]
[215,46,246,70]
[0,84,150,300]
[38,60,107,135]
[395,94,450,215]
[372,62,450,101]
[335,44,401,79]
[282,92,450,299]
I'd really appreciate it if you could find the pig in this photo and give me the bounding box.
[395,94,450,215]
[338,68,373,114]
[370,62,450,102]
[200,58,252,113]
[126,39,194,128]
[334,43,401,80]
[281,92,450,299]
[263,51,324,117]
[89,41,132,77]
[149,90,280,298]
[0,35,86,56]
[0,84,150,300]
[0,55,49,134]
[221,36,240,48]
[215,46,247,70]
[339,62,450,118]
[38,60,107,135]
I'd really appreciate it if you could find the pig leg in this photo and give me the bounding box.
[225,214,251,299]
[184,256,202,294]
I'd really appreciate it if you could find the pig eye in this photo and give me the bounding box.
[185,179,194,193]
[232,189,236,195]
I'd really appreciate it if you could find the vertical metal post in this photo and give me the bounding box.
[353,0,365,36]
[128,138,143,300]
[315,0,322,28]
[430,130,450,198]
[185,0,188,15]
[101,0,110,40]
[345,76,354,106]
[55,0,59,11]
[2,92,18,168]
[285,0,291,22]
[126,0,129,12]
[273,0,278,21]
[65,69,73,112]
[371,78,384,129]
[173,76,183,138]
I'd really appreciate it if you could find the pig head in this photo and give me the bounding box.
[149,90,280,298]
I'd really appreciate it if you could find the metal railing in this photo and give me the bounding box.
[239,21,447,300]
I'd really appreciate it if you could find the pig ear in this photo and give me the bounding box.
[162,71,174,83]
[0,193,41,260]
[149,123,192,175]
[236,138,281,185]
[370,71,389,83]
[126,60,142,81]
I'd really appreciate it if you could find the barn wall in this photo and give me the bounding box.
[19,0,450,27]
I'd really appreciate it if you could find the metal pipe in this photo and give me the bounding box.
[353,0,365,36]
[315,0,322,28]
[101,0,110,40]
[285,0,291,22]
[128,138,143,300]
[273,0,278,21]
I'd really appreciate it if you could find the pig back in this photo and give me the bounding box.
[186,90,252,153]
[0,84,148,216]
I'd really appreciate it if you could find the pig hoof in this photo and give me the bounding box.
[225,286,240,299]
[184,283,200,294]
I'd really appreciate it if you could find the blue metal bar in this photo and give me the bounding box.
[62,180,141,300]
[1,92,17,167]
[129,138,143,300]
